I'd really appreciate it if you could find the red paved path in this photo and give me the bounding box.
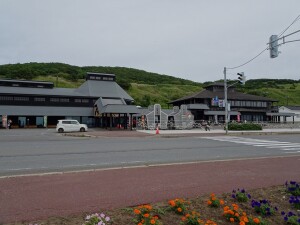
[0,156,300,223]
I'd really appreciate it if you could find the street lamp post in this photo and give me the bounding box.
[224,67,228,134]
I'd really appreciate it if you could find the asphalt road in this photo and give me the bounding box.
[1,129,300,177]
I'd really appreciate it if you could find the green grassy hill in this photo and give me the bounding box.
[0,62,299,107]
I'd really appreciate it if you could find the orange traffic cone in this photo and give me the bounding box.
[156,126,160,134]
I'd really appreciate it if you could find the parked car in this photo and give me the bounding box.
[56,120,88,133]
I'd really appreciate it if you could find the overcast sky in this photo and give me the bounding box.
[0,0,299,83]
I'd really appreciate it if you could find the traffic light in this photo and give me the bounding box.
[237,72,246,85]
[269,35,279,58]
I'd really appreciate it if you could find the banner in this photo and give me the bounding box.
[2,115,7,128]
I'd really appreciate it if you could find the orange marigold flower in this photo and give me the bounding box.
[150,219,155,224]
[207,200,212,205]
[220,200,225,205]
[253,218,260,223]
[211,197,216,201]
[240,222,245,225]
[235,213,240,217]
[144,213,150,218]
[177,207,182,212]
[181,216,186,221]
[134,209,141,214]
[138,223,143,225]
[185,213,190,218]
[169,200,175,207]
[224,206,230,211]
[230,217,235,222]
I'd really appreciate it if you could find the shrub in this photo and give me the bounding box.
[181,211,217,225]
[281,211,300,225]
[168,198,189,215]
[83,213,111,225]
[232,188,251,202]
[227,123,262,131]
[133,205,162,225]
[133,205,153,222]
[251,199,278,216]
[286,181,300,196]
[246,216,268,225]
[289,196,300,209]
[223,203,242,223]
[206,193,224,208]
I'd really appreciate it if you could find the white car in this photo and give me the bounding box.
[56,120,88,133]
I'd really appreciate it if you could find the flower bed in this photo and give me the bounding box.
[10,181,300,225]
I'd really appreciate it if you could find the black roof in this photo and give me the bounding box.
[170,89,277,104]
[285,106,300,110]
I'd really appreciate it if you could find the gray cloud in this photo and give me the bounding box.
[0,0,299,82]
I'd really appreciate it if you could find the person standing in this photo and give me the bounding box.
[8,119,12,129]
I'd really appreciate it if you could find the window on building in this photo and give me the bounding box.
[74,99,82,103]
[60,98,69,102]
[0,96,14,101]
[34,97,45,102]
[50,98,59,102]
[14,96,29,101]
[82,99,89,103]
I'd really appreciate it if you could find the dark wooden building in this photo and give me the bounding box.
[0,73,140,128]
[169,83,278,123]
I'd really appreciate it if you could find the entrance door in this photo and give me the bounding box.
[18,117,26,128]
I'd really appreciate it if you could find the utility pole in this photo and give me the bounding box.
[224,67,228,134]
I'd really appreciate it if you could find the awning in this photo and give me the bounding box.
[0,105,93,116]
[94,97,141,115]
[204,110,239,116]
[266,112,295,117]
[100,105,141,114]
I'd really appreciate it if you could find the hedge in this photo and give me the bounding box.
[228,123,263,131]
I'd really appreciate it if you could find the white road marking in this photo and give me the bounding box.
[202,136,300,153]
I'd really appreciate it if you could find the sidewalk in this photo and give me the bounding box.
[137,127,300,136]
[1,156,299,224]
[71,127,300,138]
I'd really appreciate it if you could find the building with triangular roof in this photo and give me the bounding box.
[169,82,280,123]
[0,73,140,129]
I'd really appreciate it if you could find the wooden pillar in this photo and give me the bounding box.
[110,113,113,130]
[293,116,295,124]
[130,114,133,131]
